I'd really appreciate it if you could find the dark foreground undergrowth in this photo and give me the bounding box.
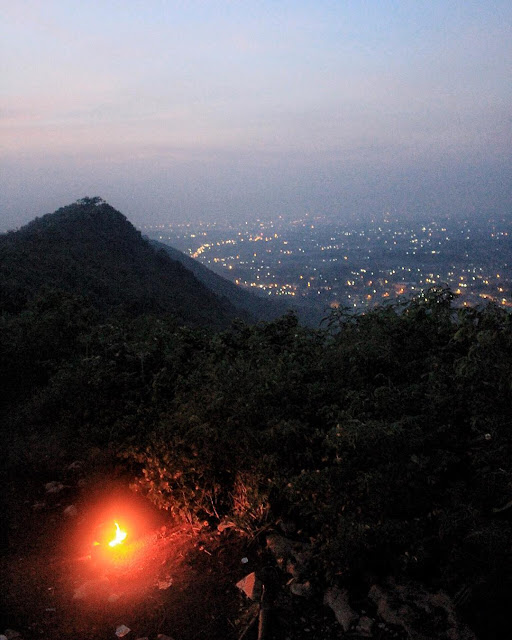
[3,287,512,638]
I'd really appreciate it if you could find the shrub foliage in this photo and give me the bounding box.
[3,287,512,633]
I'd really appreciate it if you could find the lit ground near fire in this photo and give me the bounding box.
[3,458,347,640]
[2,471,258,639]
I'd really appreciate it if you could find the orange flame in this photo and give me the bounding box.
[108,522,127,547]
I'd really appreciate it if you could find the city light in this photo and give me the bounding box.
[144,215,512,311]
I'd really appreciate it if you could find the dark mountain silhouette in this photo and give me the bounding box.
[0,197,248,327]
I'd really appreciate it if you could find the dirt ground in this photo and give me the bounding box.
[1,464,343,640]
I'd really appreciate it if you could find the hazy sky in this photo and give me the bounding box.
[1,0,511,230]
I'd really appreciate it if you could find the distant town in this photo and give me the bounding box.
[144,213,512,312]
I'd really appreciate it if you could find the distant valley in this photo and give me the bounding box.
[146,213,512,312]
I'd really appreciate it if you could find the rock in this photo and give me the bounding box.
[355,615,374,637]
[368,580,477,640]
[0,635,7,640]
[236,572,262,601]
[324,587,358,632]
[289,579,313,598]
[67,460,82,471]
[157,576,173,590]
[107,593,121,603]
[45,481,64,494]
[368,584,402,628]
[4,632,22,640]
[32,502,46,511]
[63,505,78,517]
[115,625,131,637]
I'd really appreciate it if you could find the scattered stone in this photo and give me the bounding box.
[108,593,121,603]
[289,579,313,598]
[0,635,7,640]
[63,505,78,517]
[368,580,477,640]
[67,460,82,471]
[241,556,249,564]
[355,615,374,637]
[157,576,173,590]
[324,587,358,632]
[368,584,402,628]
[32,502,46,511]
[236,572,262,601]
[45,481,64,494]
[115,625,131,637]
[4,632,22,640]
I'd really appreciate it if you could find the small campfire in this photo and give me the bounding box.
[67,484,191,611]
[88,519,135,570]
[92,521,128,549]
[108,522,127,548]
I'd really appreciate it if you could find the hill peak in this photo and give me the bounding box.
[20,197,129,234]
[75,196,107,206]
[0,199,244,326]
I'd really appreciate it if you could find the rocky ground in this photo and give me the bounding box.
[2,459,478,640]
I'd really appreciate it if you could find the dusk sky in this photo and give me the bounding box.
[2,0,511,230]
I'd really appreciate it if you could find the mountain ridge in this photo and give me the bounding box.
[0,198,250,327]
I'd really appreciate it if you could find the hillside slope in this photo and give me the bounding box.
[149,238,291,322]
[0,198,247,327]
